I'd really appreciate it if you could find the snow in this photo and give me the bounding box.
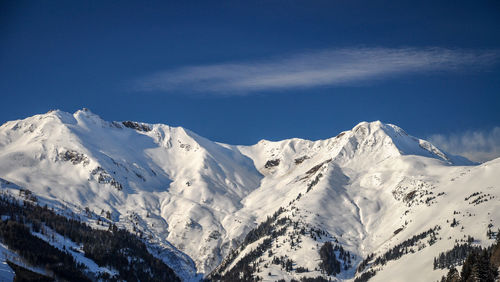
[0,244,15,281]
[32,226,119,277]
[0,109,498,281]
[0,242,52,281]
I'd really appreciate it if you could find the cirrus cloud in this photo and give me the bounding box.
[133,47,499,95]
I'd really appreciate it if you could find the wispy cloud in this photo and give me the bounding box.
[428,127,500,163]
[133,47,499,95]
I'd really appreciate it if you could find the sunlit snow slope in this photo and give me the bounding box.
[0,109,498,281]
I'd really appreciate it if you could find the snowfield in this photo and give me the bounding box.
[0,109,498,281]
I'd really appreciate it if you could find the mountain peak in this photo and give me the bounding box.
[353,120,383,129]
[73,107,104,121]
[337,120,465,165]
[351,120,407,137]
[70,108,123,131]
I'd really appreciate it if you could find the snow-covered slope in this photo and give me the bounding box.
[0,109,497,281]
[0,108,263,278]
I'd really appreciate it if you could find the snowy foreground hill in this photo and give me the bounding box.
[0,108,499,281]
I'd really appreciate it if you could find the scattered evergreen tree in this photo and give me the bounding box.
[0,220,90,281]
[440,267,460,282]
[319,242,341,276]
[354,270,377,282]
[372,226,440,266]
[440,234,500,282]
[0,193,180,282]
[300,276,329,282]
[434,243,483,269]
[7,261,54,282]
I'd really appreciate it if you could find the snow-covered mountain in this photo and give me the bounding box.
[0,109,498,281]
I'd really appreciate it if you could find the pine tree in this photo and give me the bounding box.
[444,267,460,282]
[319,242,341,276]
[461,250,478,281]
[472,250,496,282]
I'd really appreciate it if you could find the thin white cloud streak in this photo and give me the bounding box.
[428,127,500,163]
[134,47,499,95]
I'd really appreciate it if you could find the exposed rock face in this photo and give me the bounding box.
[122,121,152,132]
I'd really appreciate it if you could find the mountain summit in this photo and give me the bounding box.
[0,109,497,281]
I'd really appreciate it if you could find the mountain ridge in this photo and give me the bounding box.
[0,108,467,164]
[0,108,497,281]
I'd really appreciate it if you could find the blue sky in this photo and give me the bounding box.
[1,1,499,160]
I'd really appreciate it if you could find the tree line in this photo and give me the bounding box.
[0,192,179,281]
[440,234,500,282]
